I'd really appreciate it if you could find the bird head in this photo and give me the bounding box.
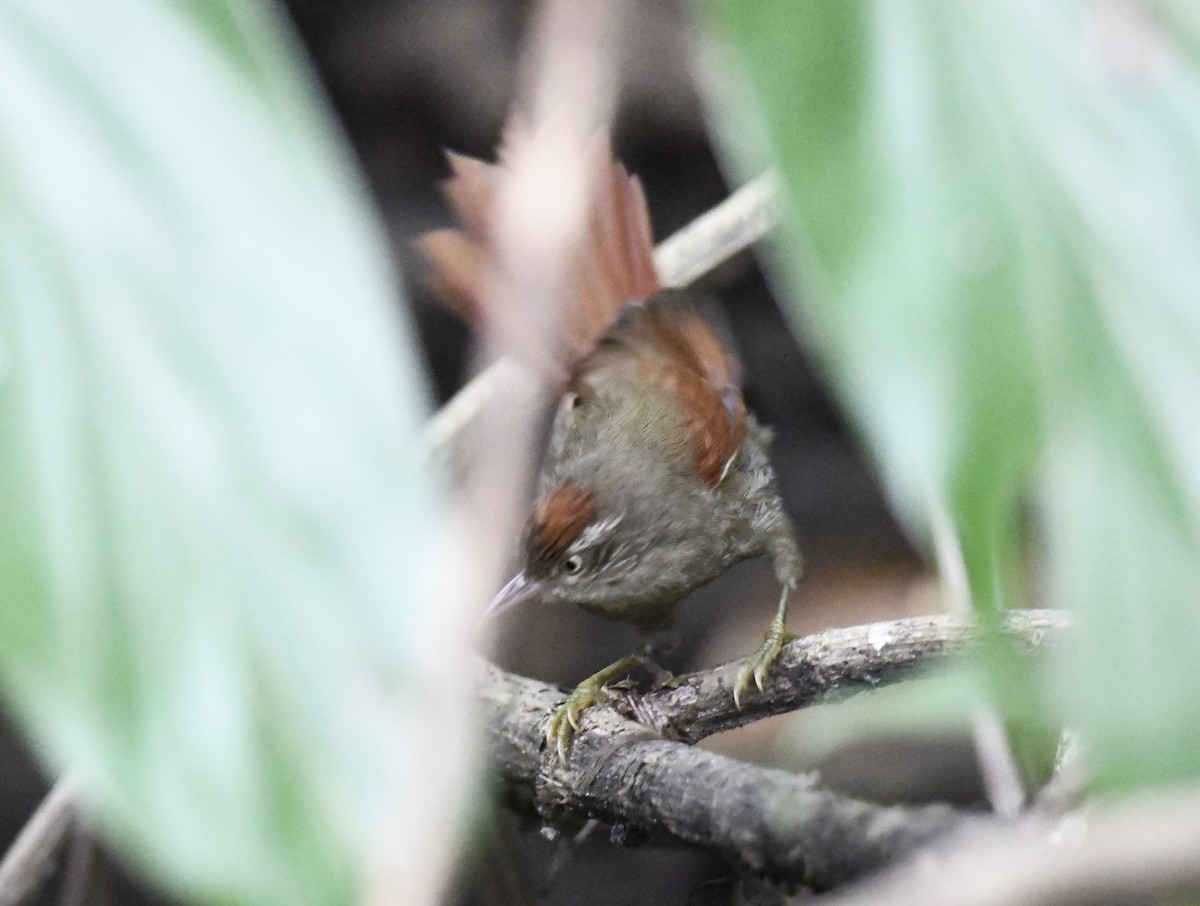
[483,461,729,628]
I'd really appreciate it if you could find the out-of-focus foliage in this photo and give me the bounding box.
[699,0,1200,791]
[774,665,985,765]
[0,3,467,904]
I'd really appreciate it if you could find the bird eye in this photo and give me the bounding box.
[562,554,584,575]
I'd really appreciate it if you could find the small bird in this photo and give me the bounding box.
[420,130,802,758]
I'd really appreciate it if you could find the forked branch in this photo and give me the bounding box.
[480,610,1067,889]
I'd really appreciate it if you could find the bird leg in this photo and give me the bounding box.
[734,526,802,708]
[547,654,652,760]
[733,580,797,708]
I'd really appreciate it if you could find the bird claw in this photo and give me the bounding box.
[546,679,611,760]
[733,619,795,708]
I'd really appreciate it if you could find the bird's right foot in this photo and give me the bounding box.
[545,654,645,760]
[546,681,609,761]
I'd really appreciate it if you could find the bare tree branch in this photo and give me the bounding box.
[480,610,1067,889]
[629,610,1067,744]
[0,775,77,906]
[480,663,975,891]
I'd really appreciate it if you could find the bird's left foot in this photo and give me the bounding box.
[734,616,795,708]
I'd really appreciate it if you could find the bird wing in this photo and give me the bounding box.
[573,297,747,487]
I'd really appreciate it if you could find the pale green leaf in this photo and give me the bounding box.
[699,0,1200,790]
[0,2,464,903]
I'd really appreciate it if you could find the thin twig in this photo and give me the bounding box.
[417,357,532,462]
[0,774,78,906]
[419,170,779,461]
[652,172,778,288]
[931,507,1027,817]
[1034,730,1085,815]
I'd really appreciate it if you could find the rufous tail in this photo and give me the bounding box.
[417,127,662,370]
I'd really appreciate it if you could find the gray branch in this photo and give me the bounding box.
[480,664,974,890]
[627,610,1068,743]
[480,610,1068,889]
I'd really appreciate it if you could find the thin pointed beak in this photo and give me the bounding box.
[482,571,544,620]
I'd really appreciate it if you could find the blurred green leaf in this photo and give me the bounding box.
[699,0,1200,791]
[772,665,984,768]
[0,3,462,904]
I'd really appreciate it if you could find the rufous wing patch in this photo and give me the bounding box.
[579,298,746,486]
[415,125,661,373]
[527,481,596,571]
